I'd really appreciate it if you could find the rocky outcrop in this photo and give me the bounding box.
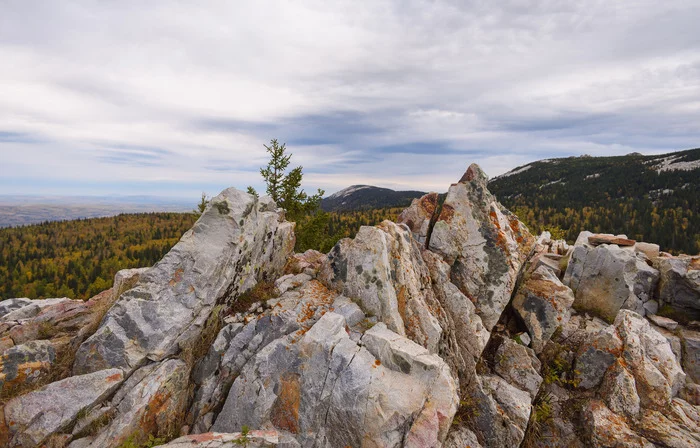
[428,164,534,331]
[73,189,294,375]
[2,168,700,448]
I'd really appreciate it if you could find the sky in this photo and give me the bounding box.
[1,1,699,200]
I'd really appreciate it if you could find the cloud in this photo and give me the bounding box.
[1,0,699,199]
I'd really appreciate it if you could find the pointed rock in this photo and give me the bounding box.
[428,163,534,330]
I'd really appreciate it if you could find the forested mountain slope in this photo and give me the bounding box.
[321,185,425,212]
[489,147,700,254]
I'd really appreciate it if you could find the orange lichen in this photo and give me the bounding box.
[270,374,301,434]
[169,268,184,286]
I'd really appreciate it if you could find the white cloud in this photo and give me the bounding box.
[1,0,699,198]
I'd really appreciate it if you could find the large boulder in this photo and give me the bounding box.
[428,164,534,331]
[563,239,659,322]
[655,255,700,321]
[73,189,295,375]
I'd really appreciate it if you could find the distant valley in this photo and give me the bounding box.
[0,195,192,228]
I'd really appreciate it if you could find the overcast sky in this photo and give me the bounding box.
[1,1,699,199]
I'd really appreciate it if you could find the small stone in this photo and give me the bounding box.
[647,314,679,331]
[516,332,531,347]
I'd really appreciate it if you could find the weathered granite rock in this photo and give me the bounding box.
[615,310,686,408]
[283,249,326,277]
[73,189,295,375]
[211,313,458,447]
[680,329,700,383]
[575,325,622,389]
[492,337,542,399]
[397,192,439,246]
[599,359,640,419]
[85,359,189,448]
[428,164,534,331]
[512,265,575,353]
[422,250,489,376]
[637,406,700,447]
[324,221,442,352]
[582,400,655,448]
[111,267,148,302]
[0,340,56,397]
[4,368,123,447]
[564,241,659,322]
[444,427,483,448]
[480,375,532,445]
[635,242,660,260]
[656,255,700,320]
[161,431,291,447]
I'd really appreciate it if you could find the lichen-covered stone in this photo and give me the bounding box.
[428,164,534,331]
[564,242,659,322]
[512,265,575,353]
[73,189,295,375]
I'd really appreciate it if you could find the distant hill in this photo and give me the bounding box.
[488,147,700,254]
[321,185,426,212]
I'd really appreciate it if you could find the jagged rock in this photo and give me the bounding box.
[637,407,700,447]
[480,375,532,444]
[428,164,534,331]
[512,265,575,353]
[324,221,442,352]
[582,400,655,448]
[680,329,700,383]
[651,324,682,364]
[648,313,679,331]
[211,313,458,447]
[656,255,700,320]
[599,359,640,418]
[422,250,489,373]
[73,189,295,375]
[680,382,700,405]
[588,234,635,246]
[492,337,542,399]
[397,192,439,246]
[3,368,123,447]
[615,310,685,408]
[274,273,312,295]
[563,241,659,322]
[161,431,292,447]
[85,359,189,448]
[574,325,622,389]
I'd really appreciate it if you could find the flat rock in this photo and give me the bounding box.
[588,234,636,246]
[647,314,679,331]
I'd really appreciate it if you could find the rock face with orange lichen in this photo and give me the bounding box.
[2,169,700,448]
[428,164,535,331]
